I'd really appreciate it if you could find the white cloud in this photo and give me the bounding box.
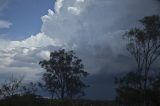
[76,0,85,3]
[36,50,50,60]
[0,33,63,80]
[8,33,62,50]
[68,7,80,15]
[67,0,85,15]
[42,9,55,23]
[54,0,64,13]
[0,20,12,29]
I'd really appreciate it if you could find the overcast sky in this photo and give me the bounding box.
[0,0,160,100]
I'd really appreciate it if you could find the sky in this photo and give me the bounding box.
[0,0,160,100]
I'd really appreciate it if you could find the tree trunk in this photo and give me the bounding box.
[144,69,149,106]
[61,87,64,99]
[51,93,54,99]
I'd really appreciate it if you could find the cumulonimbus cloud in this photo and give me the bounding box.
[0,0,160,81]
[41,0,160,74]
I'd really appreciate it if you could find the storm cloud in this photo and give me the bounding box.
[39,0,160,99]
[41,0,160,74]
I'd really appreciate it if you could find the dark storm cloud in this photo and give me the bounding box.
[84,72,127,100]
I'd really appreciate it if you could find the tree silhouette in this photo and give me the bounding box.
[115,71,160,106]
[0,75,23,98]
[150,73,160,105]
[39,49,88,99]
[125,15,160,106]
[116,15,160,106]
[115,72,144,105]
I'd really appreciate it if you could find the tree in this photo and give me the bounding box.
[115,71,160,106]
[124,15,160,106]
[115,72,144,105]
[150,73,160,106]
[115,15,160,106]
[39,49,88,99]
[0,75,23,98]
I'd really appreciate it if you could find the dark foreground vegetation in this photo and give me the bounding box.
[115,15,160,106]
[0,95,114,106]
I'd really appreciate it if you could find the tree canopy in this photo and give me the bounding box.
[39,49,89,99]
[116,15,160,106]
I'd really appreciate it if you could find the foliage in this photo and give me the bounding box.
[39,49,89,99]
[115,72,144,105]
[115,72,160,106]
[120,15,160,105]
[125,15,160,75]
[116,15,160,106]
[0,75,23,98]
